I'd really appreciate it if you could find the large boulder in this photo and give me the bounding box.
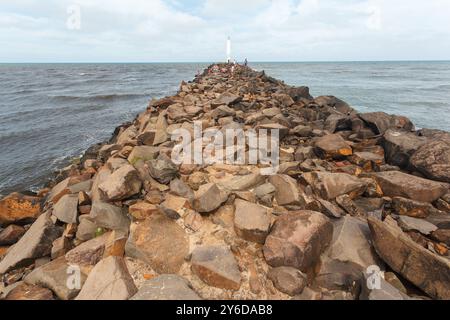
[75,256,137,300]
[90,201,130,232]
[314,134,352,159]
[131,275,201,300]
[191,245,241,290]
[127,146,159,165]
[327,216,380,269]
[24,256,87,300]
[392,197,440,218]
[125,214,189,274]
[302,172,367,200]
[52,194,78,224]
[359,112,414,135]
[287,86,313,101]
[371,171,448,203]
[193,183,228,213]
[0,192,41,227]
[368,216,450,300]
[268,174,305,206]
[98,164,142,201]
[263,211,333,272]
[382,129,427,168]
[147,159,178,184]
[410,139,450,183]
[234,199,271,244]
[314,96,355,115]
[0,212,62,274]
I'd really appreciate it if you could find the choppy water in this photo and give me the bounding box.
[1,61,449,195]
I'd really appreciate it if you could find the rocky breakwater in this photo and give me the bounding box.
[1,63,449,300]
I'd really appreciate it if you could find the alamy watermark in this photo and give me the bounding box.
[366,265,384,290]
[170,121,280,175]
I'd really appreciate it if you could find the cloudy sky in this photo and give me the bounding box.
[1,0,449,62]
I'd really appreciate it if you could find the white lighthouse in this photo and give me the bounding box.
[226,36,231,63]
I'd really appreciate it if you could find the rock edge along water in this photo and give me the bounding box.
[0,63,449,300]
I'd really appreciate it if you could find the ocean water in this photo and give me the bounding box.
[1,61,449,195]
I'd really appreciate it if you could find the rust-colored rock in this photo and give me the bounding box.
[0,192,41,226]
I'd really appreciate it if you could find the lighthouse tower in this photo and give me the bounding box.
[226,36,231,63]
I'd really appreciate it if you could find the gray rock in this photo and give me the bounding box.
[328,216,381,269]
[191,245,241,290]
[24,256,86,300]
[131,275,201,300]
[98,164,142,201]
[382,129,427,168]
[147,159,178,184]
[0,212,63,274]
[90,201,130,232]
[76,256,137,300]
[371,171,448,203]
[397,216,438,235]
[360,271,414,300]
[193,183,228,213]
[76,215,97,241]
[52,194,78,224]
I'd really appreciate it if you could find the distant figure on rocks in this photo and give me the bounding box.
[244,58,248,66]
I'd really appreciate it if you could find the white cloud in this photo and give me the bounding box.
[0,0,449,62]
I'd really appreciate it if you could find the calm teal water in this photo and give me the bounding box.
[0,62,449,194]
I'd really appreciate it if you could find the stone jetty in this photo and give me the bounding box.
[0,63,449,300]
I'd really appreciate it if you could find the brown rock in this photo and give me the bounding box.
[191,245,241,290]
[125,214,189,274]
[193,183,228,213]
[234,199,271,244]
[302,171,367,200]
[0,224,26,245]
[99,164,142,201]
[65,233,110,268]
[129,202,160,220]
[0,192,41,226]
[359,112,414,135]
[314,134,352,159]
[410,139,450,183]
[263,211,333,272]
[392,197,439,218]
[371,171,448,203]
[268,266,307,296]
[5,283,54,300]
[368,216,450,300]
[382,129,426,168]
[268,174,305,206]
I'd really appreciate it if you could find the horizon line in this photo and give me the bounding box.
[1,59,450,64]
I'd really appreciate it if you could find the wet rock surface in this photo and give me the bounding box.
[1,63,449,300]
